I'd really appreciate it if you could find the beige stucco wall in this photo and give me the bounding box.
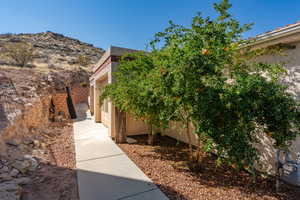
[254,41,300,98]
[163,121,199,146]
[122,40,300,174]
[124,118,200,146]
[253,40,300,174]
[126,114,148,136]
[101,107,110,128]
[92,61,116,138]
[91,44,299,174]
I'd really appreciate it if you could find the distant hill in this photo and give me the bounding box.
[0,31,104,72]
[0,31,104,134]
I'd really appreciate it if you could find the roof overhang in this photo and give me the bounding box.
[92,46,139,73]
[249,22,300,48]
[90,46,139,81]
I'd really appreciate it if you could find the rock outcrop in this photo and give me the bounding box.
[0,32,103,153]
[0,31,98,199]
[0,31,104,68]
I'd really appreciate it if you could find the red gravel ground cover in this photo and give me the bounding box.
[22,122,79,200]
[118,135,300,200]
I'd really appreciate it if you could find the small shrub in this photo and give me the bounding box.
[4,42,34,67]
[0,33,13,38]
[76,55,91,67]
[80,82,89,87]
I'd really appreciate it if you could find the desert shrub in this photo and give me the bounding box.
[0,33,13,38]
[101,52,168,144]
[76,55,91,67]
[4,42,34,67]
[80,82,89,87]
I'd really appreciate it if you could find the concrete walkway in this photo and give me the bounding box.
[73,104,168,200]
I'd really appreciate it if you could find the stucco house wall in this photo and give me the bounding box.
[248,28,300,173]
[126,114,148,136]
[163,122,198,146]
[91,40,300,174]
[90,46,147,139]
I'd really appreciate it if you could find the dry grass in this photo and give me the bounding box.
[0,61,91,74]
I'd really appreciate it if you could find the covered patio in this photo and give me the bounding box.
[89,46,148,140]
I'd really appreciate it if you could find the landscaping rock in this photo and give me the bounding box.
[0,174,13,182]
[0,190,20,200]
[40,143,47,149]
[33,140,40,148]
[23,138,33,145]
[17,144,29,153]
[0,183,21,200]
[9,169,19,178]
[11,161,30,174]
[23,155,39,171]
[126,137,137,144]
[0,182,21,195]
[6,140,19,147]
[12,177,31,185]
[0,166,9,174]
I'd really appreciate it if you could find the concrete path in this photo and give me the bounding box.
[73,104,168,200]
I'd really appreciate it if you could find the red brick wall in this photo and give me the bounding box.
[52,93,70,118]
[71,85,89,105]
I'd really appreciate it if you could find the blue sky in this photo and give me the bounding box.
[0,0,300,50]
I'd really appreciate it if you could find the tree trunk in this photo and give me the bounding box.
[115,109,127,143]
[196,137,202,163]
[186,121,193,161]
[148,125,155,145]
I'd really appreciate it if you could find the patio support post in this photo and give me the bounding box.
[90,85,94,116]
[114,107,127,143]
[94,81,101,122]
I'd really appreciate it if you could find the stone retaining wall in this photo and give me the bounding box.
[0,96,52,155]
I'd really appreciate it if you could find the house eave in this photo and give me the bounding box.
[251,23,300,46]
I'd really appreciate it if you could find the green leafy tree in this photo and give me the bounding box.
[101,52,169,144]
[149,0,300,169]
[101,0,300,172]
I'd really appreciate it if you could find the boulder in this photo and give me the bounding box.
[12,177,31,185]
[22,138,33,145]
[11,161,30,174]
[40,143,47,149]
[6,140,19,147]
[33,140,40,148]
[126,137,138,144]
[0,182,21,200]
[17,144,29,153]
[9,169,19,178]
[0,166,9,174]
[23,155,39,171]
[0,182,19,192]
[0,174,13,182]
[0,190,20,200]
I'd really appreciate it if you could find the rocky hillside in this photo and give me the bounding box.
[0,32,104,199]
[0,31,104,71]
[0,32,104,141]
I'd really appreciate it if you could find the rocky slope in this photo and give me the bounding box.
[0,32,103,199]
[0,31,104,70]
[0,31,104,136]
